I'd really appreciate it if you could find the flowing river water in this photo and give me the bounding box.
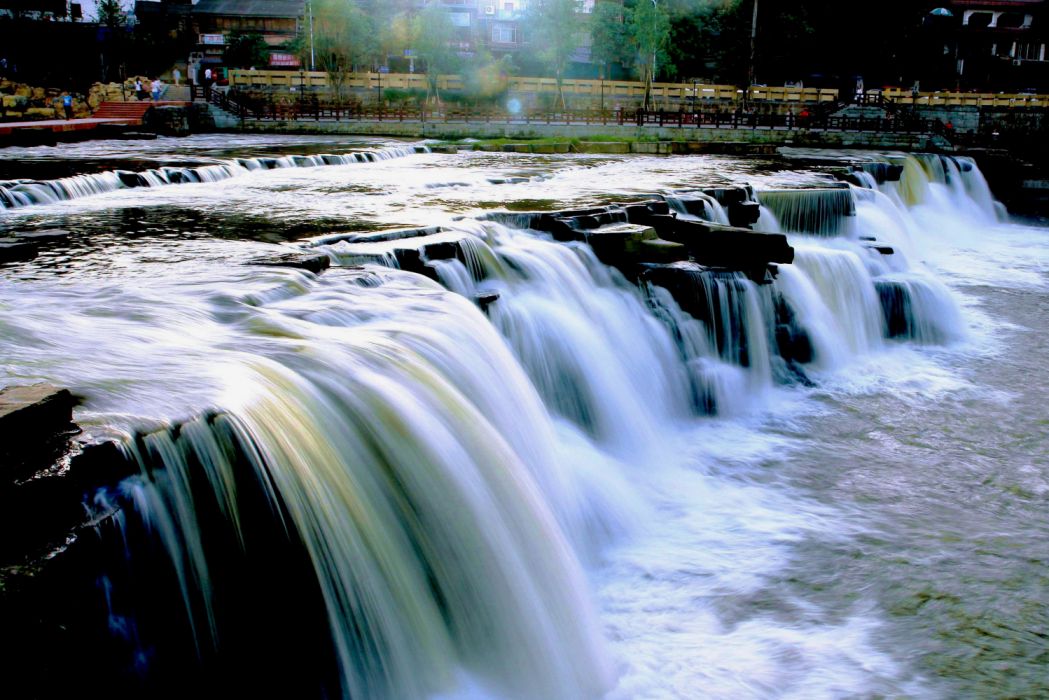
[1,135,1047,699]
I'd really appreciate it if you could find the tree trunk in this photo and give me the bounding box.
[556,67,566,111]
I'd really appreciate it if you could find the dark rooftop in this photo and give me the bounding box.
[192,0,306,18]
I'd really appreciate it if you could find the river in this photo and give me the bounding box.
[1,135,1046,699]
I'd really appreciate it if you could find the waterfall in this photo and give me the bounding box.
[11,145,1008,697]
[0,144,430,209]
[757,187,856,236]
[98,269,627,699]
[666,192,730,224]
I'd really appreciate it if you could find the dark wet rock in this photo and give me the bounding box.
[14,229,70,243]
[317,231,478,283]
[250,252,331,274]
[307,226,443,246]
[638,238,688,264]
[642,262,757,366]
[0,239,38,263]
[475,291,499,311]
[727,201,762,228]
[0,384,79,483]
[664,220,794,279]
[857,162,904,183]
[875,279,912,338]
[866,244,895,255]
[701,185,753,207]
[115,170,147,188]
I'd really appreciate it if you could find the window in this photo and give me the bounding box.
[492,24,518,44]
[1016,42,1045,61]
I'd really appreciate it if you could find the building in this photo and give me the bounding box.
[191,0,305,70]
[922,1,1049,90]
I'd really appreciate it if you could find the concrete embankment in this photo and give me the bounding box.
[232,118,949,152]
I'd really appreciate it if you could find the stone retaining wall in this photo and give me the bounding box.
[232,118,947,151]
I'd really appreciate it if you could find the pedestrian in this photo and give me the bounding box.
[134,78,145,101]
[203,67,213,100]
[944,120,954,137]
[173,68,181,87]
[787,107,794,129]
[799,108,811,128]
[62,93,73,120]
[151,78,162,102]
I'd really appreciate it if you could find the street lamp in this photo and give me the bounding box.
[748,0,759,89]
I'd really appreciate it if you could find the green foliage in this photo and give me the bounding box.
[590,2,629,77]
[462,50,513,101]
[527,0,584,109]
[309,0,379,100]
[412,2,459,103]
[225,32,270,70]
[628,0,672,108]
[97,0,126,29]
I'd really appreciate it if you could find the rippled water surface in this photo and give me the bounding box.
[2,134,1047,698]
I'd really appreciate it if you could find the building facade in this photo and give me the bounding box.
[923,1,1048,90]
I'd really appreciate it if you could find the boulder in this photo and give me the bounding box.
[24,107,56,119]
[0,384,79,482]
[644,218,793,280]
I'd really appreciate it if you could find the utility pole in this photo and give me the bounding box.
[748,0,759,88]
[308,0,315,71]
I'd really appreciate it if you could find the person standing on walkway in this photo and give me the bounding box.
[62,93,73,120]
[173,68,181,87]
[203,67,212,101]
[151,78,162,102]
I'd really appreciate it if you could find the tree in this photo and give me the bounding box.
[225,33,270,70]
[590,1,629,80]
[308,0,378,103]
[628,0,671,110]
[411,2,459,104]
[97,0,126,28]
[528,0,583,110]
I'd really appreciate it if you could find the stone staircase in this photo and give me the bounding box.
[92,100,189,125]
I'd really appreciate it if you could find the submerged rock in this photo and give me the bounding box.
[250,251,331,274]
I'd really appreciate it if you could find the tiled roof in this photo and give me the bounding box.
[193,0,306,18]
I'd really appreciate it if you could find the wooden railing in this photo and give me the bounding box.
[227,70,1049,108]
[216,91,945,135]
[227,69,841,103]
[878,88,1047,108]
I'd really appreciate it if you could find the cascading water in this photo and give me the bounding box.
[88,269,627,699]
[0,144,427,209]
[3,135,1037,699]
